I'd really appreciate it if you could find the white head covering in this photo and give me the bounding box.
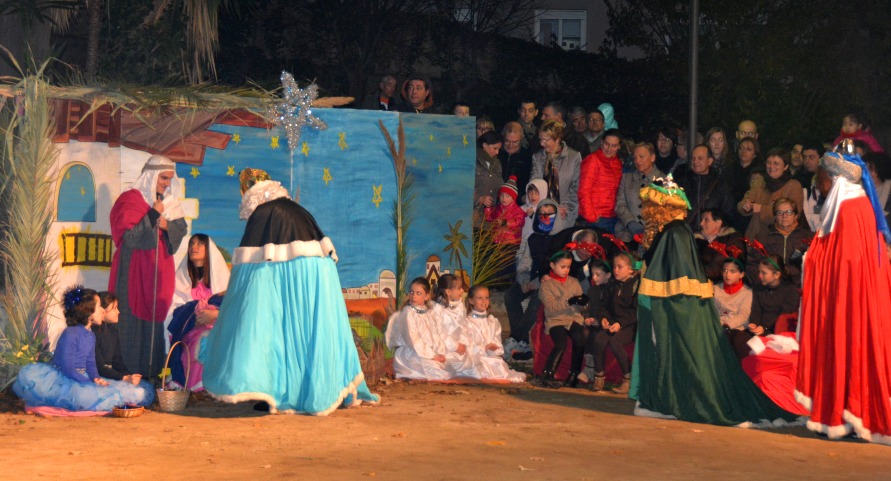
[238,179,289,220]
[171,235,231,311]
[525,178,549,207]
[130,155,185,220]
[817,175,865,239]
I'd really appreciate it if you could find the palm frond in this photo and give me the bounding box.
[380,118,415,308]
[142,0,234,82]
[470,220,517,289]
[0,74,59,354]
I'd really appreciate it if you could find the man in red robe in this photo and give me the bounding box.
[109,155,187,378]
[796,147,891,444]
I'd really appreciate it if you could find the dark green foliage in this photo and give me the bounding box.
[603,0,891,146]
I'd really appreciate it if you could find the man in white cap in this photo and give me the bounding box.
[109,155,187,379]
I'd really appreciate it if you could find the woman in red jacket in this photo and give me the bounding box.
[578,129,624,233]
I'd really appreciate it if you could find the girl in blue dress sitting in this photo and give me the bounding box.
[13,286,155,412]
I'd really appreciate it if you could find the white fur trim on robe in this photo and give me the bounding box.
[232,237,337,265]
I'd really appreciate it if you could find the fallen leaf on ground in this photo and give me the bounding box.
[827,452,838,457]
[260,465,271,469]
[691,429,704,433]
[486,441,507,446]
[364,473,376,477]
[518,465,534,471]
[391,432,406,438]
[529,457,544,461]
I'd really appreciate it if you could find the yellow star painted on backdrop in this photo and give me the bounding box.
[80,186,85,196]
[371,184,383,208]
[270,136,280,149]
[446,146,451,156]
[462,134,468,147]
[190,167,200,178]
[411,157,417,165]
[429,134,435,142]
[302,142,311,157]
[226,165,236,176]
[65,171,71,180]
[233,133,241,144]
[323,167,333,185]
[438,164,443,173]
[338,132,348,151]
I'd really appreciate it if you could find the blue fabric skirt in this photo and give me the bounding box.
[168,295,224,386]
[13,363,155,411]
[201,255,378,414]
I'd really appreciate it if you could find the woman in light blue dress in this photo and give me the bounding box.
[201,170,378,415]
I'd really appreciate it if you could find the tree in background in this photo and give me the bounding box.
[0,0,237,83]
[602,0,891,146]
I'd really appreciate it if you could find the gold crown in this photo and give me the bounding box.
[640,174,691,209]
[239,168,271,195]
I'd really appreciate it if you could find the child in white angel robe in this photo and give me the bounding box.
[385,278,473,380]
[461,285,527,382]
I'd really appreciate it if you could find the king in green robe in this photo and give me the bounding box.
[629,181,799,426]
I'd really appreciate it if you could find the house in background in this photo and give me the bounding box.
[45,101,238,345]
[529,0,605,52]
[515,0,641,57]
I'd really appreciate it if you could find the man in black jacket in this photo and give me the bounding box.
[678,145,735,231]
[541,101,591,158]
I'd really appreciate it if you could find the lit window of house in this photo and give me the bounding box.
[454,7,478,30]
[535,10,586,51]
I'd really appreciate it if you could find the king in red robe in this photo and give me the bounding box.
[796,149,891,445]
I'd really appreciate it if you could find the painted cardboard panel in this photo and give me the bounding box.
[175,109,476,298]
[44,109,476,345]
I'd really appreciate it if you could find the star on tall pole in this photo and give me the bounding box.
[268,71,328,195]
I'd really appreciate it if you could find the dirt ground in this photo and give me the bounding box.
[2,379,890,481]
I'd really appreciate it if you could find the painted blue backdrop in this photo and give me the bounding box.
[175,109,476,291]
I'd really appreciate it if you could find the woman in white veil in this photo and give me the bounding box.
[166,233,230,391]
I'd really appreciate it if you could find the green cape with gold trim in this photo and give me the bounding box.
[630,220,798,425]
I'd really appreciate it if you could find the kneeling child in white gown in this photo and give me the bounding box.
[461,285,526,383]
[386,277,474,380]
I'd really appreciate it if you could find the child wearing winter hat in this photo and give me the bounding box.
[485,176,526,245]
[520,179,549,244]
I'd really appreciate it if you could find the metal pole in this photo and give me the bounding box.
[688,0,700,156]
[149,213,160,380]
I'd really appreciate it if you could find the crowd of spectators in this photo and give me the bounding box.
[360,72,891,378]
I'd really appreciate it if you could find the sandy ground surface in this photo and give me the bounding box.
[3,379,891,481]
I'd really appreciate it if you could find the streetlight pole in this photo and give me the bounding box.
[688,0,699,155]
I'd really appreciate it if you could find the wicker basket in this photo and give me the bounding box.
[359,339,387,387]
[156,341,190,412]
[112,405,144,418]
